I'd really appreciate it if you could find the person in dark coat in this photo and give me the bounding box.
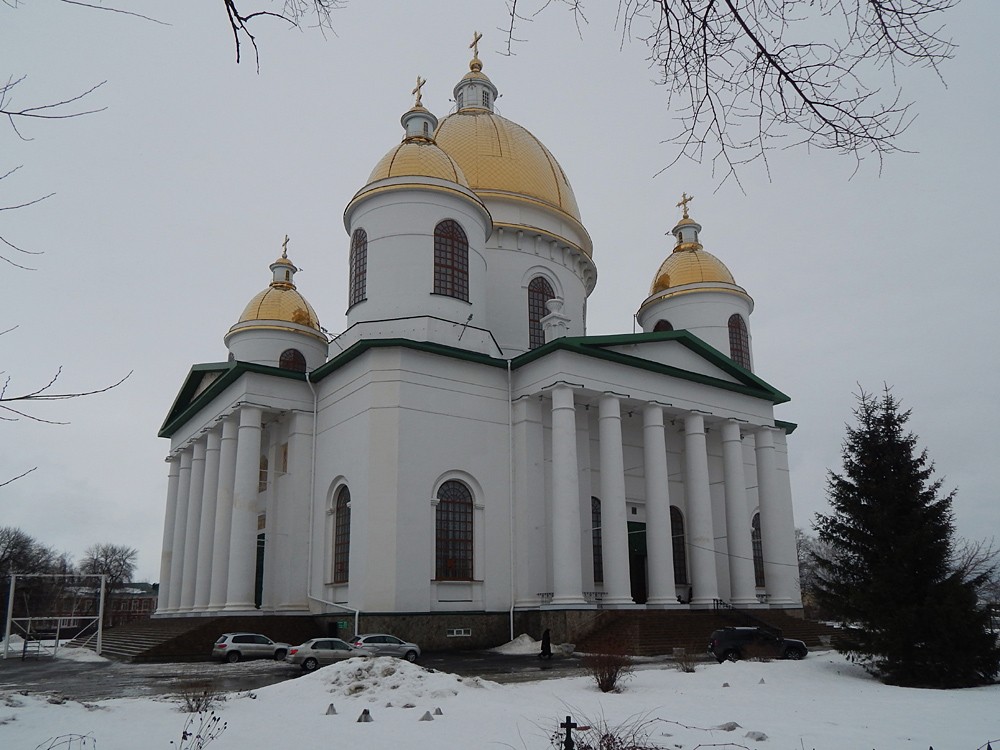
[540,628,552,660]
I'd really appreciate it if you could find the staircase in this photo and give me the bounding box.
[68,615,324,662]
[575,609,840,657]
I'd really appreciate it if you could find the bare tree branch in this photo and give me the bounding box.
[511,0,958,178]
[0,369,133,424]
[0,467,37,489]
[222,1,344,69]
[56,0,168,25]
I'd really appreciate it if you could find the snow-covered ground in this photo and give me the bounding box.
[1,638,997,749]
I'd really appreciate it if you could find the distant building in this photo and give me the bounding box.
[155,42,801,637]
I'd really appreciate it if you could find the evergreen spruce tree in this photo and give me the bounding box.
[814,387,1000,687]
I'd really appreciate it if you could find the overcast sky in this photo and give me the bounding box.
[3,1,997,582]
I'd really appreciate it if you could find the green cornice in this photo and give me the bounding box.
[512,331,790,404]
[158,361,307,438]
[159,331,790,438]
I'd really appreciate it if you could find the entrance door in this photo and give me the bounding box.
[254,532,265,609]
[627,521,647,604]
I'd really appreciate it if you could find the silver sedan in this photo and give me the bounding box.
[285,638,371,672]
[350,633,421,662]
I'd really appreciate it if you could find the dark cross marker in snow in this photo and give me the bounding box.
[561,716,578,750]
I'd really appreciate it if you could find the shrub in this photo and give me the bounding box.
[177,686,225,713]
[581,651,634,693]
[673,645,699,673]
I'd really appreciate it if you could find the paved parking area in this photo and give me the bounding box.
[0,650,624,701]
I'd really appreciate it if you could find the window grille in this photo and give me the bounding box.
[279,349,306,372]
[433,220,469,301]
[728,314,751,370]
[435,480,474,580]
[527,276,555,349]
[349,228,368,306]
[333,486,351,583]
[752,513,765,587]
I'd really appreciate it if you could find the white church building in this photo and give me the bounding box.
[155,41,802,644]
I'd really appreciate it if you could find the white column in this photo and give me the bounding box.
[208,415,238,610]
[721,420,758,607]
[512,397,546,608]
[166,448,192,612]
[193,427,222,610]
[684,412,719,606]
[225,405,263,610]
[597,395,634,606]
[179,438,206,611]
[643,404,679,607]
[549,386,586,606]
[755,427,798,606]
[275,411,313,611]
[155,456,181,614]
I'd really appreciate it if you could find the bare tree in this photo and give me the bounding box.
[79,543,138,590]
[0,525,74,619]
[507,0,958,182]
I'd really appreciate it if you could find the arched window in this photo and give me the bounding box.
[653,319,673,332]
[279,348,306,372]
[433,220,469,301]
[349,228,368,307]
[435,480,474,580]
[751,512,765,587]
[670,507,688,585]
[527,276,555,349]
[333,486,351,583]
[258,456,268,493]
[728,314,751,370]
[591,497,603,584]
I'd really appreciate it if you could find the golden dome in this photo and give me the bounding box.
[649,247,736,295]
[434,110,582,223]
[237,286,321,331]
[368,140,469,186]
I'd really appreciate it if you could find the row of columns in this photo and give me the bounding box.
[546,385,798,609]
[157,406,263,614]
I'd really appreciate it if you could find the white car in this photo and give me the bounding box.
[212,633,291,663]
[350,633,421,662]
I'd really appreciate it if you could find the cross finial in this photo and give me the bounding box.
[412,75,426,107]
[676,192,694,219]
[470,30,482,59]
[281,234,290,258]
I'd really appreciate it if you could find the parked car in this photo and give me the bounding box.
[351,633,421,662]
[212,633,291,663]
[708,626,808,663]
[285,638,372,672]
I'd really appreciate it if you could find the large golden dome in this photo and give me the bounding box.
[435,110,581,223]
[649,247,736,294]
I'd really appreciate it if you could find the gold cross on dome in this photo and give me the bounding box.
[470,30,482,58]
[412,75,426,107]
[676,192,694,219]
[281,234,290,257]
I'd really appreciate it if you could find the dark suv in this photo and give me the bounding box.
[708,627,807,662]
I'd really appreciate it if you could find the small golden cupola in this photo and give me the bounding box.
[362,76,470,188]
[224,237,328,371]
[637,195,756,370]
